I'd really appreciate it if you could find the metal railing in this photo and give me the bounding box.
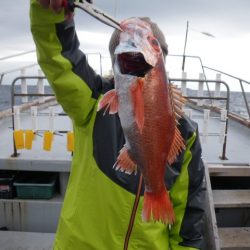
[168,54,250,120]
[203,66,250,119]
[0,51,105,85]
[169,77,230,160]
[0,63,38,85]
[0,50,37,85]
[0,50,35,61]
[3,52,249,159]
[168,54,212,99]
[11,76,52,157]
[9,76,70,157]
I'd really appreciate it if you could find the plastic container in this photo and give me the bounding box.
[0,173,16,199]
[13,172,57,199]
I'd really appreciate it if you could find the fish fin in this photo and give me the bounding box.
[167,127,186,164]
[169,84,186,122]
[97,89,119,114]
[142,189,175,224]
[113,146,137,174]
[130,79,144,133]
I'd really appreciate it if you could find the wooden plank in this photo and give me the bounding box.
[213,190,250,208]
[208,164,250,177]
[219,227,250,249]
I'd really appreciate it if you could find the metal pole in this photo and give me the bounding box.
[221,83,230,160]
[0,74,3,85]
[11,78,18,157]
[239,80,250,119]
[182,21,189,71]
[0,50,35,61]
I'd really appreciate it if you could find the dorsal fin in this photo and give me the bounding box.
[167,127,186,164]
[169,84,186,123]
[166,84,186,164]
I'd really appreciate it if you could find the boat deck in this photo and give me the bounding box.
[0,105,72,172]
[191,109,250,164]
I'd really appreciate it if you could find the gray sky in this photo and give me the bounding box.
[0,0,250,90]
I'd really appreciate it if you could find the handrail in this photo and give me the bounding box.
[169,77,230,160]
[168,54,212,100]
[0,50,36,85]
[0,50,35,61]
[168,54,250,120]
[0,52,102,86]
[11,76,51,157]
[203,66,250,119]
[203,66,250,85]
[0,63,38,85]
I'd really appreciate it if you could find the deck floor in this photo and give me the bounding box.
[189,109,250,164]
[0,231,54,250]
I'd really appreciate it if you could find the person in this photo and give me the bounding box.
[30,0,205,249]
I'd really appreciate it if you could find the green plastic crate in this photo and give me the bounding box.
[13,173,57,199]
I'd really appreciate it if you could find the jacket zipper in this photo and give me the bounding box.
[123,173,143,250]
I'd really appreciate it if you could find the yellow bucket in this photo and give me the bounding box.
[13,130,24,150]
[43,131,54,151]
[25,130,34,150]
[67,132,74,152]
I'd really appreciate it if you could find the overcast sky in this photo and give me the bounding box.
[0,0,250,91]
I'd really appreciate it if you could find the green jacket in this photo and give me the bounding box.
[30,1,205,249]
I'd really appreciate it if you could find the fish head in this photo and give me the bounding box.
[114,17,163,78]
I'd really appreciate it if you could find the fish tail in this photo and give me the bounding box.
[142,190,175,225]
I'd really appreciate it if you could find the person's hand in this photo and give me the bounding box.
[38,0,74,20]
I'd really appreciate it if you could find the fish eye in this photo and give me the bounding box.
[151,38,159,47]
[147,36,160,51]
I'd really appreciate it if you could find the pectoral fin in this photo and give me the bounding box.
[130,79,144,133]
[97,89,119,114]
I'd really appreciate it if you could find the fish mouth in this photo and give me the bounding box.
[117,52,153,77]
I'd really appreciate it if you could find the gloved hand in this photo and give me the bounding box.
[38,0,74,20]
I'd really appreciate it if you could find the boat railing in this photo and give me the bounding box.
[0,50,37,85]
[169,77,230,160]
[203,66,250,120]
[2,52,248,160]
[0,51,106,86]
[168,54,250,121]
[0,63,38,85]
[9,75,68,157]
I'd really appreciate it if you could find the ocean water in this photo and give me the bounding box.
[0,85,53,111]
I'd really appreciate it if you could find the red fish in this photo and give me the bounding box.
[98,18,185,224]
